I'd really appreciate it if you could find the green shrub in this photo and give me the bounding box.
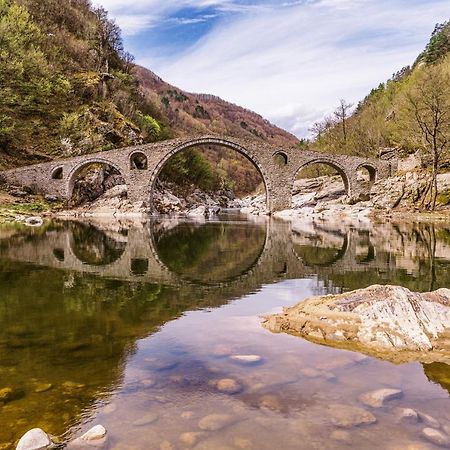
[136,112,161,141]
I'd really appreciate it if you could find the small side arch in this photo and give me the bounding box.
[51,166,64,180]
[293,158,351,194]
[273,151,288,166]
[356,163,377,188]
[130,151,148,170]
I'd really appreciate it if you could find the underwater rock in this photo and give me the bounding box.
[230,355,262,365]
[198,414,233,431]
[421,428,450,447]
[328,404,377,428]
[211,378,243,395]
[359,388,403,408]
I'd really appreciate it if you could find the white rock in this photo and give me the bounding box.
[80,425,107,441]
[421,428,450,447]
[359,388,403,408]
[230,355,262,364]
[25,216,43,227]
[187,206,206,217]
[263,285,450,363]
[16,428,52,450]
[395,408,419,422]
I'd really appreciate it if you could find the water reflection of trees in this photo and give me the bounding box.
[423,362,450,396]
[294,221,450,293]
[154,222,266,284]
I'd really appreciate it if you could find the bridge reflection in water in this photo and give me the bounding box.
[2,218,449,292]
[0,218,450,447]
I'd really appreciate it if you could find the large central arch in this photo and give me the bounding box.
[146,137,271,211]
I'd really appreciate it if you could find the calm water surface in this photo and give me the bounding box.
[0,216,450,449]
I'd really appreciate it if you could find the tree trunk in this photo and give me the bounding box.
[430,150,438,210]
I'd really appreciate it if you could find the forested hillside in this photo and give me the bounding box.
[0,0,297,178]
[311,21,450,163]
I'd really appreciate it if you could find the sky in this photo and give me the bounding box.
[95,0,450,137]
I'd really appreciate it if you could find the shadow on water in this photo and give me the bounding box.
[0,217,449,447]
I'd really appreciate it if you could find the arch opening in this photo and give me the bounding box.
[150,139,268,215]
[357,164,377,195]
[69,223,126,266]
[68,160,126,206]
[292,160,349,209]
[51,167,63,180]
[273,151,288,167]
[130,151,148,170]
[153,221,267,285]
[292,227,348,267]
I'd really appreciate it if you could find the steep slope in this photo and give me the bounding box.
[0,0,297,173]
[133,65,298,147]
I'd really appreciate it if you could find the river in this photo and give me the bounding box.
[0,216,450,449]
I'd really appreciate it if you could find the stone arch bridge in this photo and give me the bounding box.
[0,135,393,212]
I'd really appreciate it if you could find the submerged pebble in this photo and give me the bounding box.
[132,413,159,427]
[395,408,419,423]
[421,428,450,447]
[330,430,352,443]
[359,388,403,408]
[0,387,23,403]
[230,355,262,364]
[179,432,204,448]
[34,384,52,394]
[213,378,243,394]
[144,358,179,371]
[418,412,441,428]
[257,394,283,412]
[300,368,336,381]
[198,414,233,431]
[328,404,377,428]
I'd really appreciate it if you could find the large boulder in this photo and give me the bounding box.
[16,428,52,450]
[262,285,450,363]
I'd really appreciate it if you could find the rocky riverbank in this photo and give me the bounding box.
[1,170,450,223]
[65,170,450,220]
[262,285,450,364]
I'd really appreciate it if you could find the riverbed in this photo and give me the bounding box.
[1,216,450,449]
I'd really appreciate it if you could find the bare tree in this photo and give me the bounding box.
[402,66,450,210]
[93,7,124,98]
[334,99,353,143]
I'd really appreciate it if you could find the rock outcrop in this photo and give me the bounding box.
[262,285,450,364]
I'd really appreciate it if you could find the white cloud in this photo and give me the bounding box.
[98,0,450,137]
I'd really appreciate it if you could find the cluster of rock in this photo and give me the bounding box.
[16,425,107,450]
[153,182,240,215]
[326,390,450,447]
[262,285,450,364]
